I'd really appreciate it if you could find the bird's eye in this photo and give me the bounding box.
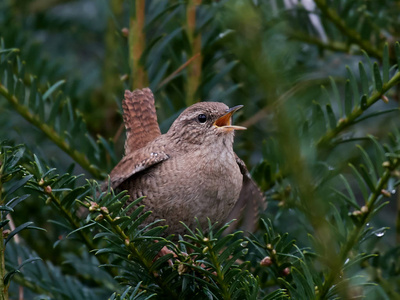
[197,114,207,123]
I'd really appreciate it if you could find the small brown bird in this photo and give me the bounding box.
[105,88,264,236]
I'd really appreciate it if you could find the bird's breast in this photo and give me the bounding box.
[122,144,242,235]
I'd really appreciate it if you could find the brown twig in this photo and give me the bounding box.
[397,186,400,244]
[113,123,125,144]
[158,53,201,89]
[186,0,202,105]
[7,217,23,300]
[239,79,324,128]
[129,0,148,89]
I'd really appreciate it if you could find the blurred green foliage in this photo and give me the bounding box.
[1,0,400,299]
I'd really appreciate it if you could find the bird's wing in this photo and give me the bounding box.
[122,88,161,154]
[225,154,266,233]
[103,142,169,191]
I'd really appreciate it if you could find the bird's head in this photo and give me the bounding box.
[168,102,246,146]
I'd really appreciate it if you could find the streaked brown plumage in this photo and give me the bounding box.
[122,89,161,154]
[105,88,265,236]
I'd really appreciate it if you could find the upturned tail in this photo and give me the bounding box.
[122,88,161,154]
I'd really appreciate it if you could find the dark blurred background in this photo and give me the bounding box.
[1,0,400,298]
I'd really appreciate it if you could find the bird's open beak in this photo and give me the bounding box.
[213,105,247,131]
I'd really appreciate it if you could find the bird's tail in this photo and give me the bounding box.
[122,88,161,154]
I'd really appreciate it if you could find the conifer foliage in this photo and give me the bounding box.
[1,1,400,299]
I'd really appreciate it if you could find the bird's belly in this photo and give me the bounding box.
[121,153,242,235]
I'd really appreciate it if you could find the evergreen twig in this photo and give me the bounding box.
[286,29,349,53]
[314,0,386,62]
[0,84,105,179]
[82,200,179,299]
[44,189,118,277]
[317,70,400,149]
[318,158,400,299]
[10,274,51,298]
